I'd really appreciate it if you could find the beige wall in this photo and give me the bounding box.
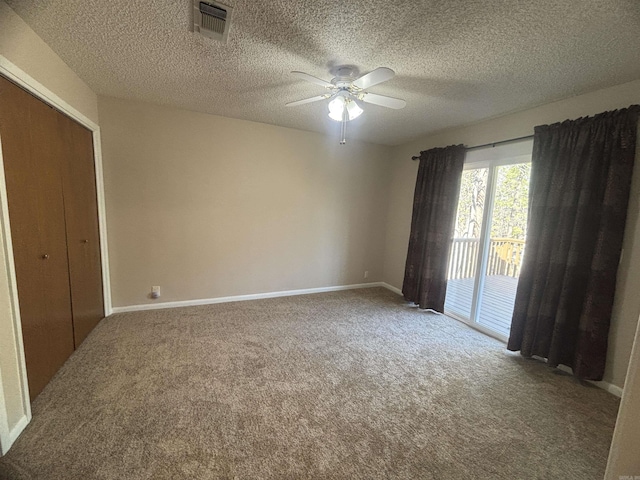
[1,0,639,466]
[382,79,640,389]
[0,0,100,449]
[99,96,392,308]
[0,1,99,124]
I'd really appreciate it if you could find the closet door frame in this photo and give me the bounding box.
[0,55,112,453]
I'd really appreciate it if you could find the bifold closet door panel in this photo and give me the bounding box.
[58,113,104,347]
[0,76,75,399]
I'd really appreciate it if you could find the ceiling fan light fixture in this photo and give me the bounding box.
[287,66,405,143]
[346,100,363,120]
[328,95,363,122]
[328,95,346,122]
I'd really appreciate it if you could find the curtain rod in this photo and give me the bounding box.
[411,134,534,160]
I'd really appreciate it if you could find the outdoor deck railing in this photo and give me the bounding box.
[447,237,525,280]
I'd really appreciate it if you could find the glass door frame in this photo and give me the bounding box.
[444,153,532,343]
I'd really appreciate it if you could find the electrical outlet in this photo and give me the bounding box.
[151,286,161,299]
[364,271,369,279]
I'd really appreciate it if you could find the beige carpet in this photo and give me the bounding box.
[0,288,619,479]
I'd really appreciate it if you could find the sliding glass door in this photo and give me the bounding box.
[444,143,532,340]
[444,168,488,320]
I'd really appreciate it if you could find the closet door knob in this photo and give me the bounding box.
[41,254,49,260]
[82,239,89,244]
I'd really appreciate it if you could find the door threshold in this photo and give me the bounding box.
[444,310,509,344]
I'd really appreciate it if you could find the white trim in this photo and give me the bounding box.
[592,381,623,398]
[0,367,10,455]
[0,135,31,456]
[381,282,402,296]
[8,415,29,445]
[0,57,98,131]
[556,364,623,398]
[0,56,112,316]
[91,130,112,316]
[112,282,386,313]
[605,313,640,476]
[0,55,111,452]
[468,164,499,325]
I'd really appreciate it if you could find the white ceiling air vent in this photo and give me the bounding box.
[193,0,233,43]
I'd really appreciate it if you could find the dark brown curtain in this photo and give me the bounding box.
[508,106,640,380]
[403,145,465,311]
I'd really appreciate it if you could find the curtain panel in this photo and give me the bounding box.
[508,106,640,380]
[403,145,465,311]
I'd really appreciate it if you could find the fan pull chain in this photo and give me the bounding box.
[340,109,347,145]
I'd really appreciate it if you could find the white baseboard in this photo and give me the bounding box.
[380,282,402,296]
[111,282,388,313]
[110,281,624,397]
[593,381,624,398]
[556,364,623,397]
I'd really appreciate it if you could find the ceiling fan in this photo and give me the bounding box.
[286,66,406,144]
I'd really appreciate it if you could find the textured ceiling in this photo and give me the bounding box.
[6,0,640,145]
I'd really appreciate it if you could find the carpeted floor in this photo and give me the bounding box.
[0,288,619,479]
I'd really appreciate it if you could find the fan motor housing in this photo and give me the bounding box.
[332,66,358,83]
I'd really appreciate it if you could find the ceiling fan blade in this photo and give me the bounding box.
[285,94,330,107]
[352,67,396,90]
[360,92,406,109]
[291,71,333,88]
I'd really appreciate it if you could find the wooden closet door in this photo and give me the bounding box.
[0,76,75,399]
[58,113,104,346]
